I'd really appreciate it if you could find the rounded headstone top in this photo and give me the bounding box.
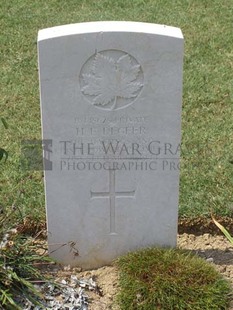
[38,21,183,41]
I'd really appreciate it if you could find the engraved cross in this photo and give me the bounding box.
[90,170,136,235]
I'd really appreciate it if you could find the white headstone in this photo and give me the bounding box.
[38,21,183,269]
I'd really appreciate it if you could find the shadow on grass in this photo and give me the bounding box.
[179,216,233,236]
[190,248,233,266]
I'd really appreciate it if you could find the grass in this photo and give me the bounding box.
[0,0,233,225]
[116,247,231,310]
[0,203,52,309]
[0,1,233,308]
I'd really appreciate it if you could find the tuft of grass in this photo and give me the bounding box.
[116,247,231,310]
[0,224,51,310]
[0,203,52,309]
[0,115,52,309]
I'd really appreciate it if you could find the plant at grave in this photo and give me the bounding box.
[115,247,231,310]
[0,204,54,309]
[0,117,8,162]
[212,214,233,245]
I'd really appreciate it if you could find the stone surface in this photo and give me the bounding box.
[38,21,184,269]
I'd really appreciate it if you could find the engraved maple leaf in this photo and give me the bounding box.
[81,53,143,109]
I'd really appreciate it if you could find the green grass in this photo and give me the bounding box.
[0,204,52,309]
[1,4,232,307]
[0,0,233,223]
[116,247,231,310]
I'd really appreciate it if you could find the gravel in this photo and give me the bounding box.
[17,274,101,310]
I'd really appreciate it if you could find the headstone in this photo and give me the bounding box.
[38,21,183,269]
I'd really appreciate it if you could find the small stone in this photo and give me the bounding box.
[188,234,195,242]
[45,295,54,301]
[206,257,214,263]
[218,266,227,273]
[73,267,82,272]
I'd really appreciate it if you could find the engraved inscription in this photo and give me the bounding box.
[80,50,144,110]
[90,170,136,234]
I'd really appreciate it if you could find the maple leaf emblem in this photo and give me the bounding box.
[81,52,143,110]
